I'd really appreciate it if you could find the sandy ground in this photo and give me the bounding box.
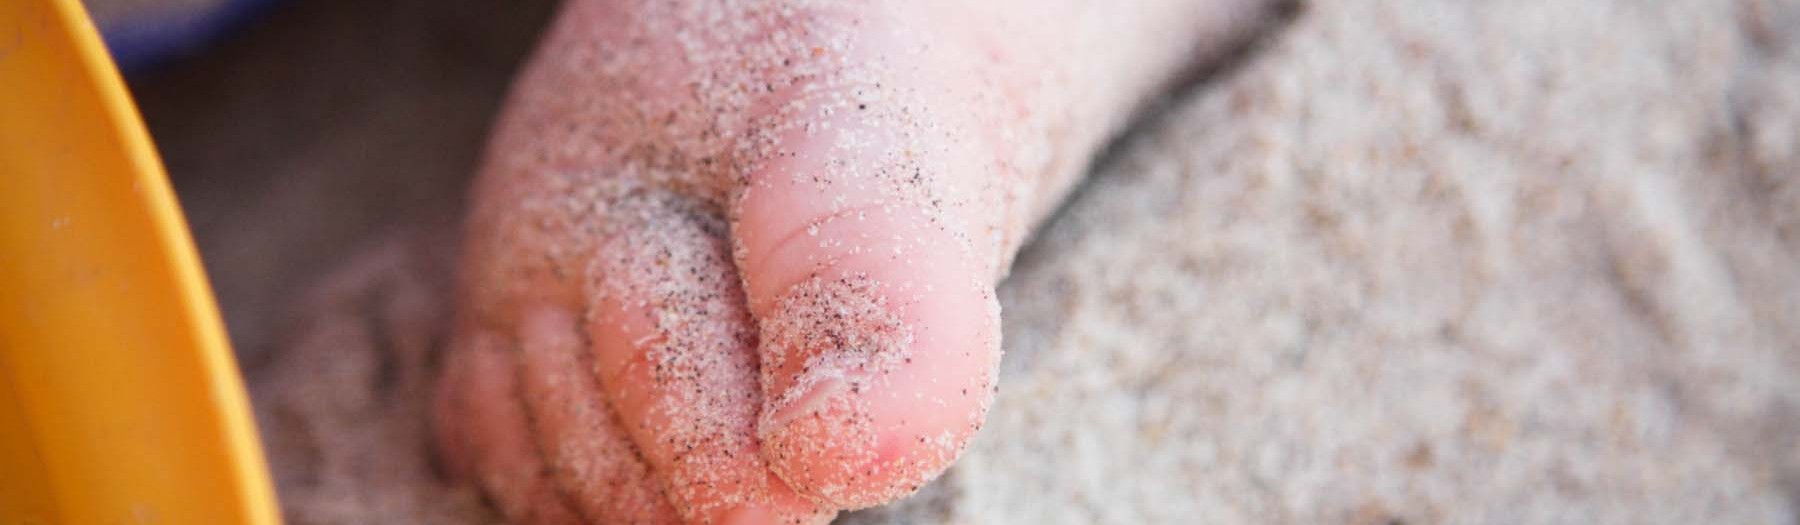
[130,0,1800,523]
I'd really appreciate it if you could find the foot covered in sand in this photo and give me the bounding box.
[434,0,1246,522]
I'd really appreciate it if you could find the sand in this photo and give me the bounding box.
[135,0,1800,522]
[854,0,1800,522]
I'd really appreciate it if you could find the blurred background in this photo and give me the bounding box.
[87,0,1800,523]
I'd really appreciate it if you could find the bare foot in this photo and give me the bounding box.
[434,0,1258,522]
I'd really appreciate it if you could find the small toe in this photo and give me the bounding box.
[514,306,681,523]
[433,330,584,524]
[584,192,832,523]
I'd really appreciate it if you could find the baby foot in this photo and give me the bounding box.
[435,0,1262,522]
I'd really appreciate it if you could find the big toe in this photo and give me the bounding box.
[734,81,1004,509]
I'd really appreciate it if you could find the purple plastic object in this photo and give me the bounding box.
[97,0,281,73]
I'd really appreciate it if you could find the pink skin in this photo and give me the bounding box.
[436,0,1251,522]
[435,332,591,524]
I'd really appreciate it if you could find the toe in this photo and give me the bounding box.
[514,306,681,523]
[734,82,1003,508]
[433,331,584,525]
[584,192,832,523]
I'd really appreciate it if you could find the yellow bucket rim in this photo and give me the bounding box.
[0,0,280,522]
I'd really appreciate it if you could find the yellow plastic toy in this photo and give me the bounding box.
[0,0,281,523]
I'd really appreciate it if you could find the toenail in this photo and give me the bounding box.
[760,377,844,436]
[757,273,913,403]
[719,505,776,525]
